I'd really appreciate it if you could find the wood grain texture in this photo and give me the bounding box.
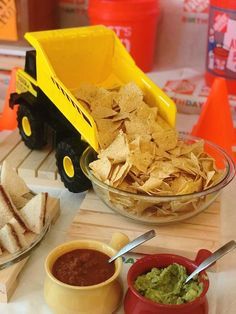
[4,141,32,171]
[0,130,21,164]
[0,130,62,187]
[0,259,27,303]
[37,151,57,180]
[67,190,221,259]
[17,144,52,178]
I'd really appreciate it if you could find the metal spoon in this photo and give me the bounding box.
[108,229,156,263]
[185,240,236,284]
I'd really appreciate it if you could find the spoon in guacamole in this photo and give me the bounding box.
[185,240,236,284]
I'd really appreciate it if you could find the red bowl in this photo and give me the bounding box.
[124,249,211,314]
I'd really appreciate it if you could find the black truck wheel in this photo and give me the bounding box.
[17,104,45,149]
[56,138,91,193]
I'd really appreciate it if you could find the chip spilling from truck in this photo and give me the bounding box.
[9,25,235,224]
[9,25,176,193]
[76,81,222,196]
[77,82,236,223]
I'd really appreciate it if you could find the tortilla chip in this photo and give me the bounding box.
[92,107,117,119]
[76,82,222,220]
[112,161,131,187]
[98,131,129,163]
[118,82,143,113]
[89,157,112,181]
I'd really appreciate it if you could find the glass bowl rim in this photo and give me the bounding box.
[0,219,51,270]
[80,134,236,202]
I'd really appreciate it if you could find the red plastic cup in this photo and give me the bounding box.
[124,250,211,314]
[88,0,160,72]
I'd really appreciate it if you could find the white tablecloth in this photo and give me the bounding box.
[0,178,235,314]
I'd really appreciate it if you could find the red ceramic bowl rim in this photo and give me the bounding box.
[127,253,210,310]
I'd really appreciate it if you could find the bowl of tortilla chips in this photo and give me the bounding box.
[77,82,235,224]
[80,134,235,224]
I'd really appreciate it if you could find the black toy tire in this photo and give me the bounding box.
[17,104,45,149]
[56,138,91,193]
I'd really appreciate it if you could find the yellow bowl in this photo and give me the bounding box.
[44,233,129,314]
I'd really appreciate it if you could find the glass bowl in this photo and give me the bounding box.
[0,220,51,270]
[80,135,235,225]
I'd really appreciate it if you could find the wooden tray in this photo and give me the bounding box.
[0,196,60,303]
[67,190,220,259]
[0,129,221,297]
[0,130,64,188]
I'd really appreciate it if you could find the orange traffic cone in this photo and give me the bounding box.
[0,67,19,131]
[191,77,235,161]
[234,128,236,161]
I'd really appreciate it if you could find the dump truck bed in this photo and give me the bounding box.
[24,25,176,152]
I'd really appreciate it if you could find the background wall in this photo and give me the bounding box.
[57,0,210,72]
[155,0,209,71]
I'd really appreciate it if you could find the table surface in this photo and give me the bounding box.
[0,181,235,314]
[0,82,235,314]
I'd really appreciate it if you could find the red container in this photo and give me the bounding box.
[88,0,160,72]
[0,0,58,44]
[124,250,211,314]
[205,0,236,94]
[213,46,229,75]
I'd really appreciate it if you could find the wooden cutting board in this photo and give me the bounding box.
[0,130,64,188]
[0,196,60,303]
[67,190,220,259]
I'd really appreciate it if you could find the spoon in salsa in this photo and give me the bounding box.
[108,229,156,263]
[185,240,236,284]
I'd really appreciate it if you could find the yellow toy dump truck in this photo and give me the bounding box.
[9,25,176,192]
